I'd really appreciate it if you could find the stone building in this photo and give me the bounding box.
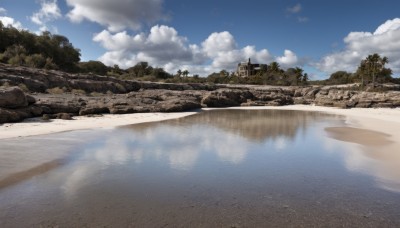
[236,58,260,77]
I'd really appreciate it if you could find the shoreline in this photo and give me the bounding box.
[0,112,198,140]
[1,105,400,140]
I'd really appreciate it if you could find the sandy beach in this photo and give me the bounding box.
[0,112,198,139]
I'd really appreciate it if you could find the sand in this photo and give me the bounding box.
[0,112,198,139]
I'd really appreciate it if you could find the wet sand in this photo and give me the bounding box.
[325,127,393,146]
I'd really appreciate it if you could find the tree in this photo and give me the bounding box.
[329,71,352,84]
[302,73,309,84]
[177,69,182,77]
[268,62,281,73]
[356,54,391,87]
[293,67,304,86]
[79,61,108,75]
[182,69,189,77]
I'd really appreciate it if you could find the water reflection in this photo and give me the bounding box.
[325,127,400,193]
[3,110,400,227]
[115,110,336,167]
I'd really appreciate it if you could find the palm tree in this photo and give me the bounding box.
[302,73,309,84]
[269,62,281,72]
[176,69,182,77]
[182,69,189,77]
[362,54,389,87]
[294,67,304,85]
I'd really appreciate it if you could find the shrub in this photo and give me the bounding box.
[46,87,65,94]
[71,89,86,95]
[90,92,104,97]
[18,83,29,92]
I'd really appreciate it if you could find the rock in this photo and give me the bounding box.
[0,108,23,123]
[26,95,36,105]
[42,114,50,121]
[202,89,253,107]
[56,113,73,120]
[159,98,201,112]
[0,105,43,123]
[36,95,82,114]
[79,107,110,115]
[0,87,28,108]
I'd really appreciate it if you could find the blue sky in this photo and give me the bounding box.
[1,0,400,78]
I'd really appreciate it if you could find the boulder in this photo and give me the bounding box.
[202,89,253,107]
[0,87,28,108]
[56,113,73,120]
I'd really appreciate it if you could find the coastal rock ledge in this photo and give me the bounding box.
[1,64,400,124]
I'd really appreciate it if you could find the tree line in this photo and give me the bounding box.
[0,22,80,72]
[0,22,397,85]
[315,54,397,86]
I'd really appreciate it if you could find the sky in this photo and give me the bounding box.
[1,0,400,79]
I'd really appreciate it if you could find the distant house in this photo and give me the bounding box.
[236,58,261,77]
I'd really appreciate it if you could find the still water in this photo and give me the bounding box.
[1,110,400,227]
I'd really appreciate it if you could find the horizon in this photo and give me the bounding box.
[1,0,400,78]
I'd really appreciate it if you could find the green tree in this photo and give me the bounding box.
[293,67,304,86]
[356,54,391,87]
[177,69,182,77]
[329,71,352,84]
[268,62,281,73]
[182,69,189,77]
[302,73,309,84]
[79,61,108,75]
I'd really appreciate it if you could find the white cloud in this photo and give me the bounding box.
[0,7,24,29]
[66,0,166,32]
[31,0,61,26]
[93,25,205,71]
[287,3,302,14]
[202,31,237,58]
[315,18,400,75]
[0,16,23,29]
[93,26,301,75]
[277,50,299,68]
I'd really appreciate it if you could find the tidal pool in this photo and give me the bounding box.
[1,109,400,227]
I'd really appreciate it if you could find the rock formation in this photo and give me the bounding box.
[1,63,400,124]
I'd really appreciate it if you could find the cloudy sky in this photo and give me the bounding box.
[1,0,400,78]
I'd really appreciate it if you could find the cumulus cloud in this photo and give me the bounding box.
[0,7,23,29]
[287,3,302,14]
[315,18,400,75]
[93,25,206,71]
[66,0,166,32]
[277,50,300,68]
[0,16,23,29]
[30,0,62,32]
[93,25,300,75]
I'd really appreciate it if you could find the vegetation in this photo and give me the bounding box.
[0,22,398,87]
[0,22,80,72]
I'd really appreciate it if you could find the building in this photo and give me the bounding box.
[236,58,260,77]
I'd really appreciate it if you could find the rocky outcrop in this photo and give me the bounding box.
[0,64,140,94]
[0,87,28,108]
[201,89,254,107]
[1,64,400,124]
[244,87,294,106]
[0,87,43,123]
[33,89,204,118]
